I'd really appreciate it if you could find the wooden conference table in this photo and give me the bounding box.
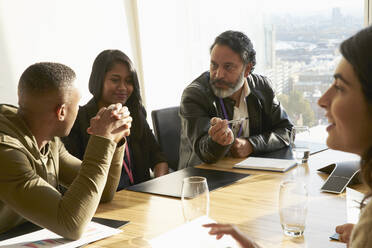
[89,149,361,248]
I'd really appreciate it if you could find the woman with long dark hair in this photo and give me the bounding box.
[63,49,168,190]
[204,26,372,248]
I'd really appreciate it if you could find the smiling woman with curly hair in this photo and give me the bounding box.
[204,25,372,248]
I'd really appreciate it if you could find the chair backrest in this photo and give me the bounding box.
[151,106,181,172]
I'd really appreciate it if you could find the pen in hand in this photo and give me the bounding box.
[210,117,249,126]
[227,117,249,124]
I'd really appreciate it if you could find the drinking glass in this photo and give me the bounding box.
[290,126,310,164]
[279,180,308,237]
[181,176,209,222]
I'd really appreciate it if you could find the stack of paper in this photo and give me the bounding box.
[149,216,239,248]
[234,157,297,172]
[0,221,121,248]
[346,187,366,224]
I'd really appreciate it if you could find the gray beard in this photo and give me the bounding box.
[210,72,245,98]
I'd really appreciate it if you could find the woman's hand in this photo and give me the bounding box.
[203,223,260,248]
[335,223,354,244]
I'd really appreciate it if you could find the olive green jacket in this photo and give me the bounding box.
[0,104,124,240]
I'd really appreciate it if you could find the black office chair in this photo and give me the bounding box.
[151,106,181,172]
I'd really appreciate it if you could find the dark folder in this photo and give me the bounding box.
[300,141,328,155]
[0,217,129,242]
[256,141,328,160]
[126,167,250,198]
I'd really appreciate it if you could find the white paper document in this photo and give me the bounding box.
[234,157,297,172]
[0,221,122,248]
[346,187,365,224]
[149,216,239,248]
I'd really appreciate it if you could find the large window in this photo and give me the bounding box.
[0,0,367,142]
[265,0,364,128]
[0,0,132,105]
[137,0,267,113]
[137,0,364,141]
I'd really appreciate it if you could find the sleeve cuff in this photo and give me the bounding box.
[83,135,117,166]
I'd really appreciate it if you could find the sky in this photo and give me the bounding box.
[263,0,363,16]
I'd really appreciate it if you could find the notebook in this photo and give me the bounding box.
[234,157,297,172]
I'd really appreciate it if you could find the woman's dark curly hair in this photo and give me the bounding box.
[340,26,372,206]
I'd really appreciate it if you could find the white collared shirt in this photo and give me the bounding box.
[232,78,250,137]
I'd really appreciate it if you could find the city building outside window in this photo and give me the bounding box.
[138,0,364,141]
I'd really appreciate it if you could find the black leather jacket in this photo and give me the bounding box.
[178,72,293,169]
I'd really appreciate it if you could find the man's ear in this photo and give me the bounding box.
[244,63,253,77]
[56,104,66,121]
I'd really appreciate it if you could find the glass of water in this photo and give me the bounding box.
[290,126,310,164]
[181,176,209,222]
[279,180,308,237]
